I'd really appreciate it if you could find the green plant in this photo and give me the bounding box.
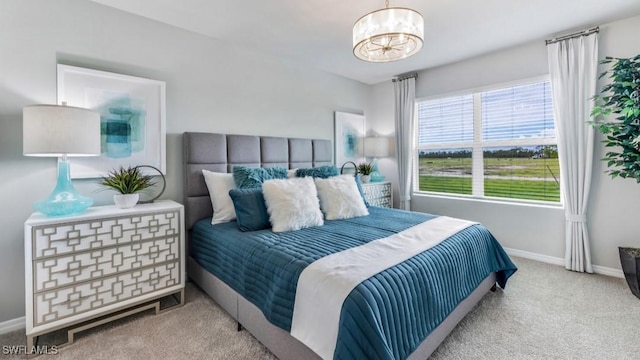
[99,166,155,194]
[357,162,374,175]
[591,55,640,181]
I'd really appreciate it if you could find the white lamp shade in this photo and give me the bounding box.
[23,105,100,157]
[353,7,424,62]
[365,137,390,158]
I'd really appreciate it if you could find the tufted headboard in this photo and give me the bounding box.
[183,132,333,231]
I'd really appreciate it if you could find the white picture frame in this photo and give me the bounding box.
[334,111,366,169]
[57,64,166,179]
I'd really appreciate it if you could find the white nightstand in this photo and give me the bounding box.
[361,181,392,208]
[24,200,185,350]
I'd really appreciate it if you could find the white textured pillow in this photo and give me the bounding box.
[202,170,236,225]
[262,177,324,232]
[314,175,369,220]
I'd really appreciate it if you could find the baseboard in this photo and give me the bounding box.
[504,247,624,279]
[0,316,25,335]
[591,264,625,279]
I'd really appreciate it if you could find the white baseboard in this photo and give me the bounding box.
[504,247,624,279]
[0,316,25,335]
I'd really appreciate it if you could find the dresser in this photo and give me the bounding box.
[24,200,185,349]
[361,181,392,208]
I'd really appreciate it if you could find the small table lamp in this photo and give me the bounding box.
[23,104,100,216]
[364,136,389,182]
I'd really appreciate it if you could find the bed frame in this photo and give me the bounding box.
[182,132,496,359]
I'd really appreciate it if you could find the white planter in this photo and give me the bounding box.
[360,175,371,183]
[113,194,139,209]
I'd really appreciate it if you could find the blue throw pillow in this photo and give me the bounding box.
[295,165,339,179]
[354,175,370,207]
[228,188,271,231]
[233,165,288,189]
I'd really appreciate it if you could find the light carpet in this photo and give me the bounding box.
[2,257,639,359]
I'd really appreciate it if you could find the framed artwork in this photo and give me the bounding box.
[334,111,365,169]
[57,64,166,178]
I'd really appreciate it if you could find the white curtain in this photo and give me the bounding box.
[547,33,598,273]
[393,76,416,211]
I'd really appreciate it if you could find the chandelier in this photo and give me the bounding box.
[353,0,424,63]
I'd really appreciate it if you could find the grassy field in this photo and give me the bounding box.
[418,157,561,202]
[418,176,560,202]
[419,157,560,179]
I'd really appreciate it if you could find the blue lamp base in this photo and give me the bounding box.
[369,158,385,182]
[34,159,93,217]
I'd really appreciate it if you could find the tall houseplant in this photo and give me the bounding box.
[591,55,640,299]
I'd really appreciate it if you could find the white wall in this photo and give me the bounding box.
[0,0,369,323]
[368,15,640,272]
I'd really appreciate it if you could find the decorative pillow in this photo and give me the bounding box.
[295,165,339,179]
[202,170,236,224]
[233,165,288,189]
[314,175,369,220]
[262,177,324,232]
[229,188,271,232]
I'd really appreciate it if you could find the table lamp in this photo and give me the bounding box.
[23,104,100,216]
[364,136,389,182]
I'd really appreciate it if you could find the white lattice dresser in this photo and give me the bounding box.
[24,200,185,349]
[361,181,393,208]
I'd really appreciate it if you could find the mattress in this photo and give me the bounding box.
[191,207,516,360]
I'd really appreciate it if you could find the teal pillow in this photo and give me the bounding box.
[354,175,370,207]
[295,165,339,179]
[233,166,288,189]
[228,188,271,231]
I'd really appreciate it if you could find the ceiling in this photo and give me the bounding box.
[91,0,640,85]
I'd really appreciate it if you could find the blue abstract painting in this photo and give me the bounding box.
[57,64,166,179]
[97,97,146,159]
[334,111,365,166]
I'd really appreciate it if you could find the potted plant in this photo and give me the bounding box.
[357,162,374,183]
[591,54,640,299]
[99,166,155,209]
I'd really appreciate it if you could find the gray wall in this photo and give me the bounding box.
[367,15,640,271]
[0,0,369,323]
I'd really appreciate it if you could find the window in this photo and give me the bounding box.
[415,79,560,203]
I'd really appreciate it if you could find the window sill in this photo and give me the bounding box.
[412,191,564,210]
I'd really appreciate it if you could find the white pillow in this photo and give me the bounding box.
[314,175,369,220]
[262,177,324,232]
[202,170,236,225]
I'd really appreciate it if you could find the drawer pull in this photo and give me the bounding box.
[52,265,91,275]
[140,250,161,257]
[56,294,91,306]
[141,274,169,285]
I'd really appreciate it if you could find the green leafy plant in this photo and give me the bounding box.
[357,162,374,176]
[99,166,155,194]
[591,55,640,181]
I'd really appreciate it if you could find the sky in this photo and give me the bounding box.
[418,81,555,145]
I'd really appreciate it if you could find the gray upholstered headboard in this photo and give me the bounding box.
[183,132,333,231]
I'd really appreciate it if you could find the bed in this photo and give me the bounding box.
[183,132,517,360]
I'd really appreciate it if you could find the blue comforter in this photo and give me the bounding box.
[192,207,516,359]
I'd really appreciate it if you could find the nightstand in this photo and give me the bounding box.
[361,181,392,208]
[24,200,185,350]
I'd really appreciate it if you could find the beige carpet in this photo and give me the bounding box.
[2,257,640,359]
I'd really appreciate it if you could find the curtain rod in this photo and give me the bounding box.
[392,73,418,82]
[545,26,599,45]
